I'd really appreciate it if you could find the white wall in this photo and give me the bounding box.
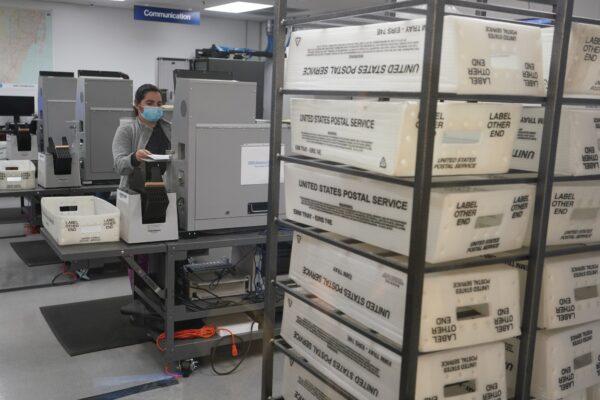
[0,0,262,90]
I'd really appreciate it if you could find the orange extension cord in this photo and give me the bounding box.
[156,325,238,357]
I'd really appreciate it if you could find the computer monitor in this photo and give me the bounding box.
[0,96,35,118]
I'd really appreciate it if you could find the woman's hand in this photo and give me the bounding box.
[135,149,152,162]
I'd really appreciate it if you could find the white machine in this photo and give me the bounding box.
[170,78,290,235]
[75,70,133,184]
[117,160,178,244]
[37,135,81,188]
[36,72,80,188]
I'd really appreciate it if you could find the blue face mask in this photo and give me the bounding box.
[141,106,163,122]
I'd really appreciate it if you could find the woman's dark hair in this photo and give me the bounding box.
[133,83,160,116]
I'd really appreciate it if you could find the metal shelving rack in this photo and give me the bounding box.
[261,0,600,399]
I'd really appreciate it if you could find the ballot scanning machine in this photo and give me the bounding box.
[75,70,133,184]
[170,78,290,236]
[36,71,81,188]
[2,96,38,160]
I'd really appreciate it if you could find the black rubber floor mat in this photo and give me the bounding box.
[40,295,151,356]
[10,239,61,267]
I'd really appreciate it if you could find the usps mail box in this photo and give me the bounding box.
[505,338,519,398]
[511,106,600,176]
[543,24,600,97]
[531,182,600,246]
[285,163,534,263]
[285,16,545,95]
[513,253,600,330]
[0,160,36,190]
[565,391,591,400]
[281,292,508,400]
[283,358,346,400]
[290,231,521,351]
[590,384,600,400]
[532,321,600,400]
[507,333,600,400]
[291,98,521,176]
[42,196,120,246]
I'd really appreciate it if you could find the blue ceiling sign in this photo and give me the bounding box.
[134,5,201,25]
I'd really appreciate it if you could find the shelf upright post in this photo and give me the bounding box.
[261,0,287,398]
[399,0,446,398]
[514,0,573,399]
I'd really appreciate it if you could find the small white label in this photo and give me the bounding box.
[147,224,161,232]
[81,225,101,234]
[240,143,285,186]
[491,54,519,70]
[118,191,129,204]
[6,177,22,182]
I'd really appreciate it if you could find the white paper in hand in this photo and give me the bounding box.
[143,154,171,161]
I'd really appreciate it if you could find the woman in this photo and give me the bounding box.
[112,84,170,296]
[112,83,170,189]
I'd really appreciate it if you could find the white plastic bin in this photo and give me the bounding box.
[0,160,36,190]
[285,163,534,263]
[290,231,521,351]
[285,16,545,95]
[291,98,521,176]
[42,196,120,245]
[281,292,508,400]
[511,106,600,176]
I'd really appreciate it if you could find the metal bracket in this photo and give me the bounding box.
[123,255,166,300]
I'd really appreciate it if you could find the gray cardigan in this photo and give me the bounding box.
[112,118,171,188]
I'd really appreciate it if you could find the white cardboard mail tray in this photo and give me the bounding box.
[285,16,545,95]
[543,24,600,97]
[290,231,521,351]
[282,357,346,400]
[532,182,600,246]
[511,253,600,330]
[589,383,600,400]
[42,196,120,246]
[507,333,600,400]
[281,292,508,400]
[532,321,600,400]
[0,160,36,190]
[285,163,534,263]
[291,98,521,176]
[511,106,600,176]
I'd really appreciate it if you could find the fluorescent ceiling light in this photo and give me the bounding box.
[205,1,272,13]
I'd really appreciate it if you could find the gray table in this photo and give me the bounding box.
[41,227,292,369]
[42,228,165,262]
